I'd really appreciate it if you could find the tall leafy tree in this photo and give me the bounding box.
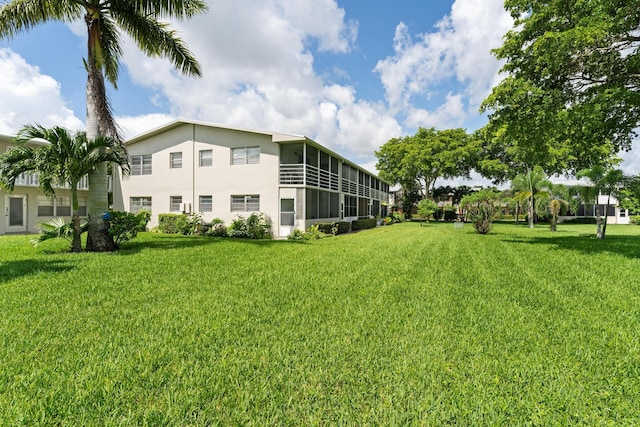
[375,127,478,200]
[481,0,640,176]
[0,124,130,252]
[0,0,207,251]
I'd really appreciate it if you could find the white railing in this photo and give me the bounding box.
[15,173,91,191]
[280,164,305,185]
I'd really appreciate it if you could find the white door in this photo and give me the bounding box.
[279,198,295,237]
[6,195,27,233]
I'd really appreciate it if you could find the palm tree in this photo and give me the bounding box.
[545,183,569,232]
[0,0,207,251]
[0,124,130,252]
[576,166,626,240]
[510,166,552,229]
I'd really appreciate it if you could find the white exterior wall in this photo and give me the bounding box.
[114,123,281,230]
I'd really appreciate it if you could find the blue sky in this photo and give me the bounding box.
[1,0,637,182]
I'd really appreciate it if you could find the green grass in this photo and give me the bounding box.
[1,222,639,425]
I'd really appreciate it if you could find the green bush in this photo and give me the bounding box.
[108,211,150,245]
[351,218,377,231]
[205,218,227,236]
[630,215,640,225]
[315,221,350,235]
[183,213,204,235]
[158,214,188,234]
[460,189,500,234]
[228,213,272,239]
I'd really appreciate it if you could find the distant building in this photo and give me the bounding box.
[0,133,90,234]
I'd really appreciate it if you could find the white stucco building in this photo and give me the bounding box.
[112,120,390,237]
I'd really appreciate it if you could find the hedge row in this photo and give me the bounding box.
[315,221,351,235]
[351,218,377,231]
[561,217,598,224]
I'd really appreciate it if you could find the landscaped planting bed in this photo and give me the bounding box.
[1,222,639,424]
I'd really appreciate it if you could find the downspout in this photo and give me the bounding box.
[192,123,196,213]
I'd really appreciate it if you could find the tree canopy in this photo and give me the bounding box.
[480,0,639,179]
[375,127,478,199]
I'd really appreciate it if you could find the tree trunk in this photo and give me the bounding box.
[84,11,116,252]
[71,186,82,252]
[515,202,519,224]
[595,204,603,239]
[528,197,535,229]
[600,194,610,240]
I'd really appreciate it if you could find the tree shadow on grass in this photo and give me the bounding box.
[116,234,293,255]
[500,233,640,259]
[0,259,75,284]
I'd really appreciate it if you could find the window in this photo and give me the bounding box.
[78,197,87,216]
[231,195,260,211]
[199,195,213,212]
[37,195,72,217]
[131,154,152,175]
[56,196,71,217]
[170,196,182,212]
[130,197,152,213]
[170,152,182,169]
[37,195,54,217]
[231,147,260,165]
[199,149,213,167]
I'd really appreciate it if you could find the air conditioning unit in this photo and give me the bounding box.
[179,202,192,213]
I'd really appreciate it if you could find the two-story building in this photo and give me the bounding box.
[112,119,390,237]
[0,133,90,234]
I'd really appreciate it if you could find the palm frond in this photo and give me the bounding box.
[112,4,202,77]
[0,0,82,39]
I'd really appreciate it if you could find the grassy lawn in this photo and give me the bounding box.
[1,222,639,425]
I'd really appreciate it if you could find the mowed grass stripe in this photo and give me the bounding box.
[0,223,639,424]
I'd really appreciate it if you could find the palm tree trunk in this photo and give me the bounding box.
[70,186,82,252]
[528,197,535,229]
[601,194,610,240]
[85,11,116,252]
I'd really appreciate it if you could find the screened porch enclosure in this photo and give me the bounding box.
[279,141,389,221]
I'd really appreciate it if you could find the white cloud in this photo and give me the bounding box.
[116,113,176,139]
[373,0,512,128]
[113,0,401,160]
[0,48,83,134]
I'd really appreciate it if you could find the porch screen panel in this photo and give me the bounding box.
[296,189,305,219]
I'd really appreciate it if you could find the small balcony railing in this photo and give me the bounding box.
[14,173,91,191]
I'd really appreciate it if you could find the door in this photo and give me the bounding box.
[6,195,27,233]
[279,198,295,237]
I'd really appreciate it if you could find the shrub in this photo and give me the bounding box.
[351,218,377,231]
[31,217,87,247]
[228,213,272,239]
[315,221,350,235]
[460,189,501,234]
[383,216,393,225]
[183,213,204,236]
[630,215,640,225]
[158,214,188,234]
[392,212,404,223]
[206,218,227,237]
[108,211,150,245]
[287,224,327,241]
